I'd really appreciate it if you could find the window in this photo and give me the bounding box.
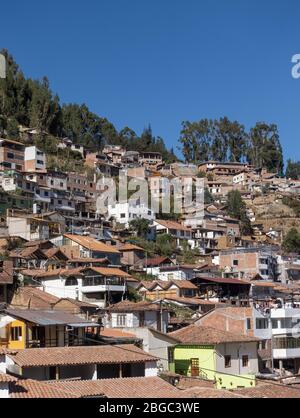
[116,314,126,327]
[7,152,14,159]
[256,318,268,329]
[246,318,251,330]
[224,355,231,368]
[65,277,78,286]
[10,326,22,341]
[233,260,239,266]
[260,340,267,350]
[272,319,279,329]
[37,160,44,165]
[242,355,249,367]
[120,214,126,218]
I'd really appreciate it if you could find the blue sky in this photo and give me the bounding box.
[1,0,300,163]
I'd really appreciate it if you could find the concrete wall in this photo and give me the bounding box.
[215,342,259,377]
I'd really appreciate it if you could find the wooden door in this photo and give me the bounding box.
[190,358,199,377]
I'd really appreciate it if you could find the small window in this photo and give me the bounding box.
[7,152,14,159]
[65,277,78,286]
[224,355,231,368]
[10,326,22,341]
[246,318,251,330]
[233,260,239,266]
[242,355,249,367]
[120,214,126,218]
[116,314,126,327]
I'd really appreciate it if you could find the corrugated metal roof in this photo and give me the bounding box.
[6,308,95,326]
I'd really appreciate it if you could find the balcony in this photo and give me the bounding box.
[81,276,126,293]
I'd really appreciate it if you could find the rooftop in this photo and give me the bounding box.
[6,308,95,327]
[170,324,260,345]
[64,234,120,254]
[47,376,183,398]
[8,344,158,367]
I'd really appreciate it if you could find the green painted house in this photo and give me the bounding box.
[168,324,259,390]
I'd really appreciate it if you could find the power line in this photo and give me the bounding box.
[66,330,300,393]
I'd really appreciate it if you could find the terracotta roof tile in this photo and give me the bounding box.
[9,379,77,398]
[64,234,120,254]
[47,377,183,398]
[8,344,158,368]
[119,243,145,252]
[170,324,260,345]
[108,300,169,312]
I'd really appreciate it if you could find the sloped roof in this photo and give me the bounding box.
[64,234,120,254]
[9,379,77,398]
[145,256,173,267]
[8,345,158,367]
[5,308,95,327]
[10,286,60,309]
[107,300,169,312]
[155,220,191,232]
[119,243,145,252]
[47,376,183,398]
[170,324,259,345]
[0,260,14,284]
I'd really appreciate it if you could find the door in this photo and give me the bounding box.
[190,358,200,377]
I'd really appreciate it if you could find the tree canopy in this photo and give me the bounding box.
[179,117,283,173]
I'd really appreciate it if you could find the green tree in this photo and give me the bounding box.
[226,190,252,235]
[248,122,283,174]
[286,160,300,180]
[129,218,151,238]
[155,233,176,257]
[282,228,300,254]
[6,118,19,139]
[204,187,214,205]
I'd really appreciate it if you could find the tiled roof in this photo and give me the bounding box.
[100,329,137,339]
[0,373,17,383]
[233,382,300,398]
[47,377,183,398]
[119,243,145,252]
[0,348,18,356]
[21,266,137,281]
[0,260,14,284]
[108,300,169,312]
[10,286,60,309]
[10,247,47,260]
[155,220,191,232]
[43,247,69,260]
[67,258,110,264]
[8,344,158,367]
[64,234,120,254]
[163,296,214,306]
[9,379,77,398]
[196,276,251,286]
[53,298,98,309]
[182,387,245,398]
[169,280,198,289]
[137,279,197,291]
[89,267,133,278]
[145,256,173,267]
[170,324,260,345]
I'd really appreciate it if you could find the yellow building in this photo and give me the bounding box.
[1,308,96,350]
[169,324,259,390]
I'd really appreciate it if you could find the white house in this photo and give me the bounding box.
[107,201,156,228]
[22,266,134,309]
[24,146,46,172]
